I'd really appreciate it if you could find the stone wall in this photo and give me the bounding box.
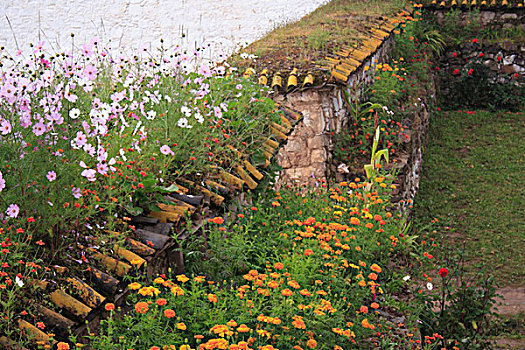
[275,34,396,187]
[0,0,327,61]
[431,8,525,27]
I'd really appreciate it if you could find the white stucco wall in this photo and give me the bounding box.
[0,0,327,61]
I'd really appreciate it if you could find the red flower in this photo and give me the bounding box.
[468,69,474,76]
[514,73,519,79]
[472,38,478,43]
[479,53,483,58]
[452,69,460,75]
[452,52,457,58]
[438,268,449,278]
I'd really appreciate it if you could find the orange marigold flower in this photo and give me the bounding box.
[193,275,205,283]
[300,289,311,296]
[164,309,175,318]
[194,335,204,339]
[237,324,251,332]
[350,217,360,225]
[306,339,317,348]
[208,293,218,303]
[281,288,293,297]
[371,302,379,309]
[368,273,378,281]
[365,223,374,229]
[287,280,300,289]
[360,306,368,313]
[292,316,306,329]
[304,249,313,256]
[104,303,115,311]
[370,264,382,273]
[57,342,70,350]
[227,319,238,328]
[274,262,284,270]
[156,298,167,306]
[150,347,161,350]
[361,318,375,329]
[209,217,224,225]
[177,322,187,330]
[135,301,149,314]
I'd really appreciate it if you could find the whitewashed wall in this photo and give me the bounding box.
[0,0,327,61]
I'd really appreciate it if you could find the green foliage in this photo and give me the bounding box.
[415,248,500,349]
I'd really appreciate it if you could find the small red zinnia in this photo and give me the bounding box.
[438,267,449,278]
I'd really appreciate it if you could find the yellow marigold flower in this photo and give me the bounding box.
[176,322,187,330]
[208,293,218,303]
[129,282,141,290]
[176,274,189,283]
[237,324,250,332]
[153,277,165,284]
[171,286,185,296]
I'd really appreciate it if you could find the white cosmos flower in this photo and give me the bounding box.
[177,117,192,128]
[15,275,24,288]
[403,275,411,281]
[194,111,204,124]
[426,282,433,291]
[69,108,80,119]
[180,106,192,117]
[146,110,156,120]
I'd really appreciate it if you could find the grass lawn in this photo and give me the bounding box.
[412,110,524,287]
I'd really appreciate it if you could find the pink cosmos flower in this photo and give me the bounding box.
[0,120,12,135]
[81,169,96,182]
[83,64,98,81]
[6,204,19,218]
[198,64,212,78]
[213,106,222,118]
[32,122,46,136]
[0,172,5,192]
[160,145,174,156]
[72,187,82,199]
[46,171,57,182]
[97,162,109,175]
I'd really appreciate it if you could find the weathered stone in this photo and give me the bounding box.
[289,152,311,167]
[308,135,327,150]
[503,55,516,65]
[480,11,496,24]
[501,13,518,21]
[311,149,327,163]
[286,139,305,153]
[277,153,291,169]
[500,64,516,74]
